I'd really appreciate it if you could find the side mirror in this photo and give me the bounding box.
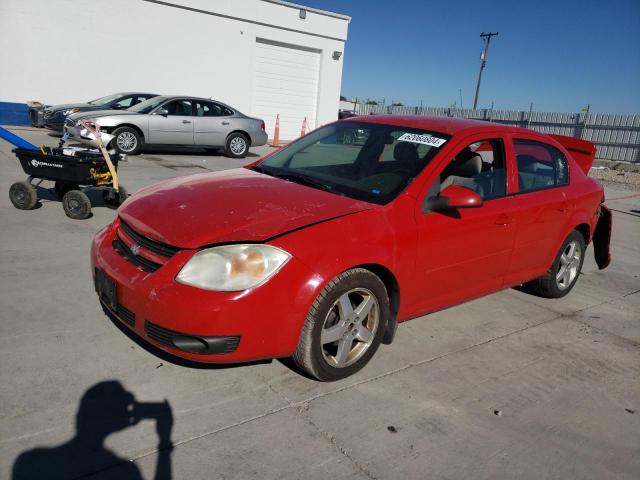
[424,185,483,212]
[154,108,169,117]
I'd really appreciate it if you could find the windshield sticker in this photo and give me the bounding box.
[398,133,447,148]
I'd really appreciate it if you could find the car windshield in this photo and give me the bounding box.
[88,93,123,106]
[253,121,449,205]
[127,96,167,114]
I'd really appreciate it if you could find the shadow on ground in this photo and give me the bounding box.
[11,381,174,480]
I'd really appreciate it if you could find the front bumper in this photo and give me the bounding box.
[91,220,319,363]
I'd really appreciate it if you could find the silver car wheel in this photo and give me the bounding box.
[229,137,247,155]
[116,132,137,152]
[556,240,581,290]
[320,288,380,368]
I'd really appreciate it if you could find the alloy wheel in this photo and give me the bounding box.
[320,288,380,368]
[556,240,582,290]
[116,132,137,152]
[229,137,247,155]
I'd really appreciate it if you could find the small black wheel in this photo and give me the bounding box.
[112,127,142,155]
[9,181,38,210]
[54,181,79,199]
[103,185,128,209]
[293,268,389,381]
[526,230,586,298]
[62,190,92,219]
[225,132,249,159]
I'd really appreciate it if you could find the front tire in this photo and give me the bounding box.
[293,268,389,381]
[9,181,38,210]
[225,133,249,159]
[62,190,92,219]
[112,127,142,155]
[526,230,586,298]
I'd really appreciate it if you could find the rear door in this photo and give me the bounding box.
[504,137,572,285]
[148,99,194,145]
[193,100,233,146]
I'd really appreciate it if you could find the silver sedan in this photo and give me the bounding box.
[65,96,268,158]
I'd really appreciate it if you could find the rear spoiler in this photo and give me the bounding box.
[548,134,596,174]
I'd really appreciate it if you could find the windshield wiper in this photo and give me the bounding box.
[254,166,333,192]
[271,171,334,192]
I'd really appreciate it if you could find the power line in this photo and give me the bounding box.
[473,32,499,110]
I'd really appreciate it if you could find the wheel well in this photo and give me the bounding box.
[357,263,400,334]
[227,130,251,146]
[575,223,590,245]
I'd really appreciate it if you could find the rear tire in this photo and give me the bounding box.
[112,127,142,155]
[9,181,38,210]
[54,181,79,199]
[225,133,249,159]
[526,230,586,298]
[293,268,389,381]
[62,190,92,219]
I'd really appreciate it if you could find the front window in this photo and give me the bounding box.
[88,93,123,106]
[127,96,167,114]
[253,121,449,204]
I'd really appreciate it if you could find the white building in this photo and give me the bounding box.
[0,0,350,140]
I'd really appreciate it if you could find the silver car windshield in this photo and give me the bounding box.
[88,93,122,106]
[127,96,167,114]
[253,121,450,205]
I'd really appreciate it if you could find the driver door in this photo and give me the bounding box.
[412,135,519,313]
[148,99,194,145]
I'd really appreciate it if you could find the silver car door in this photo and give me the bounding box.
[148,99,194,144]
[193,100,228,146]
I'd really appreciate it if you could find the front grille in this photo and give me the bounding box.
[116,304,135,327]
[120,220,180,258]
[145,321,241,354]
[112,238,161,272]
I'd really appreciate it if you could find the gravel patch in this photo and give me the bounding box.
[589,167,640,192]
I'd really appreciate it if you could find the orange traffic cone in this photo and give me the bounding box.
[272,114,280,147]
[300,117,308,137]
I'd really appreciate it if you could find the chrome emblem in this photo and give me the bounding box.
[130,244,141,256]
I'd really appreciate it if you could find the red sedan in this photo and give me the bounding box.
[91,116,611,381]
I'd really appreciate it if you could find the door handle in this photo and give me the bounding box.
[557,202,569,213]
[494,214,513,226]
[182,120,191,124]
[221,121,230,125]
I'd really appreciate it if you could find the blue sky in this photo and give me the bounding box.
[303,0,640,114]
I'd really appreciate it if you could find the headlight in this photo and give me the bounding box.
[63,108,80,115]
[176,244,291,292]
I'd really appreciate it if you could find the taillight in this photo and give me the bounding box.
[260,121,265,131]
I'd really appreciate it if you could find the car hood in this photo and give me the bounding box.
[68,110,138,121]
[47,102,92,112]
[118,168,374,249]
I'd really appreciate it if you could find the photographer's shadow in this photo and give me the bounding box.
[12,381,173,480]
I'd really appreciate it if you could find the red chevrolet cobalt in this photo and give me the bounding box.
[92,116,611,381]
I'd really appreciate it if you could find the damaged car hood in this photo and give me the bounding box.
[118,168,374,249]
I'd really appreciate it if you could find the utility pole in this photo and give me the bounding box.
[459,89,463,110]
[473,32,499,110]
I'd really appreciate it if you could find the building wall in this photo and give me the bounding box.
[0,0,349,137]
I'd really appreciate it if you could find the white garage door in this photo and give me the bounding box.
[251,38,320,141]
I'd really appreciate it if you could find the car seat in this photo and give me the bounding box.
[440,149,483,194]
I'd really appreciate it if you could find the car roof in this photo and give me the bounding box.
[343,115,537,137]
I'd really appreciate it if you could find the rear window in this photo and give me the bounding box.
[515,139,568,193]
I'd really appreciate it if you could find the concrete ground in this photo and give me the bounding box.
[1,128,638,480]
